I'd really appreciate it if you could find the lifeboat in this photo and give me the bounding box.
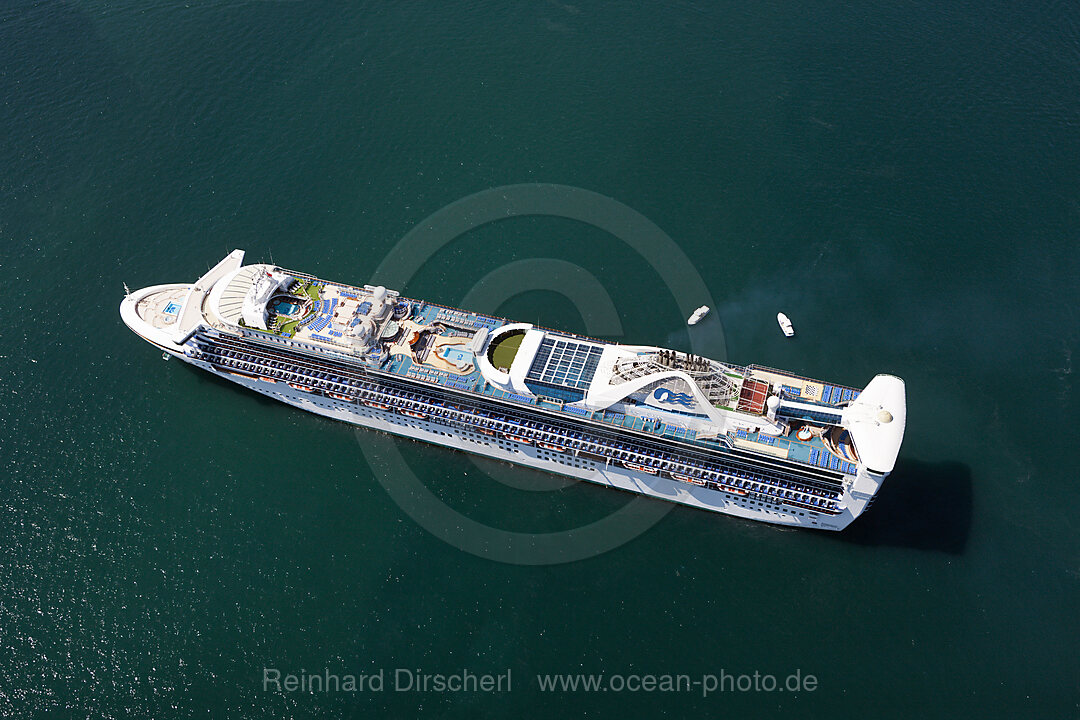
[720,484,748,496]
[622,461,658,475]
[670,471,706,486]
[329,393,352,401]
[288,382,314,392]
[504,433,533,444]
[259,376,277,384]
[364,400,393,411]
[476,427,496,436]
[537,442,566,452]
[401,409,427,420]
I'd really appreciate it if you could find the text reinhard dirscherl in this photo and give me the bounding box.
[263,668,512,694]
[262,668,819,697]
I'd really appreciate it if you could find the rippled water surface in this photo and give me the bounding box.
[1,1,1078,716]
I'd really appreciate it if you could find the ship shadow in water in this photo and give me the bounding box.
[837,458,973,555]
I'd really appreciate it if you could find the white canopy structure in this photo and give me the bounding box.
[841,374,907,473]
[241,269,293,330]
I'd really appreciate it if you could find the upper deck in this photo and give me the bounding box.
[207,258,902,476]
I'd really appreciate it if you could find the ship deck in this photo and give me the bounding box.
[254,271,863,476]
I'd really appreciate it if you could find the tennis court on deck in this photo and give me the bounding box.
[736,379,769,414]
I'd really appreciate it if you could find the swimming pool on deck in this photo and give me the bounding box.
[439,347,474,368]
[273,301,302,315]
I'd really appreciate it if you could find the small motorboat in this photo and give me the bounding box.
[687,305,710,326]
[777,312,795,337]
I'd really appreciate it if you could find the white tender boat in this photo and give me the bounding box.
[687,305,710,325]
[777,312,795,337]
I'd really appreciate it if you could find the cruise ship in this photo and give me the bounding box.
[120,250,906,531]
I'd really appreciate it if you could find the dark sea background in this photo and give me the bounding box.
[2,1,1078,717]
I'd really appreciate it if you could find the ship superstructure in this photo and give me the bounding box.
[120,250,906,530]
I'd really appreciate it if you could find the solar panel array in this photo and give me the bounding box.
[526,336,604,390]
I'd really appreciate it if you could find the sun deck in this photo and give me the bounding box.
[746,364,861,405]
[132,286,189,331]
[209,263,870,476]
[363,308,862,475]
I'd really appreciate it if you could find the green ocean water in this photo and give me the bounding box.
[2,1,1078,717]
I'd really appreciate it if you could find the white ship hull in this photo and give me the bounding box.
[173,348,857,530]
[121,252,905,534]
